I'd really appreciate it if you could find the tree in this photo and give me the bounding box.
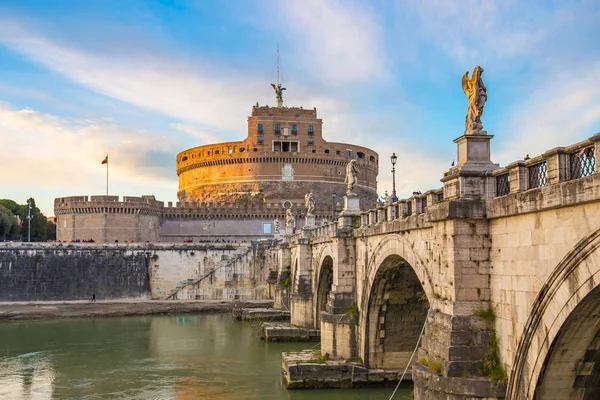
[46,219,56,240]
[0,198,52,241]
[0,204,20,241]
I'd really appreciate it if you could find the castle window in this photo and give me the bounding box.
[356,152,365,159]
[325,149,330,154]
[336,150,341,155]
[240,148,246,153]
[258,135,263,144]
[295,113,299,118]
[346,149,352,157]
[273,140,299,153]
[275,123,281,133]
[370,155,375,162]
[215,150,220,155]
[308,136,314,145]
[254,148,258,152]
[182,156,188,161]
[308,125,314,134]
[291,124,297,134]
[257,123,263,133]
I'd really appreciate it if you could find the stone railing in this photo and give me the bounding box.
[490,133,599,198]
[357,188,444,229]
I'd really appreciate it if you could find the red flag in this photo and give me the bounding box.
[101,155,108,164]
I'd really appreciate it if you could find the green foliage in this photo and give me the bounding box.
[346,302,359,316]
[306,356,327,364]
[473,307,496,322]
[278,277,290,288]
[420,358,441,374]
[0,198,54,241]
[479,332,507,381]
[429,359,442,374]
[0,204,21,241]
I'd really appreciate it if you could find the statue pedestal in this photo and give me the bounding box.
[338,193,360,230]
[454,133,494,168]
[304,214,316,228]
[285,226,294,236]
[441,133,499,200]
[342,194,360,214]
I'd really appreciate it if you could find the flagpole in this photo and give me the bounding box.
[106,154,108,195]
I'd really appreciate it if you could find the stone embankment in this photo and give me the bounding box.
[0,299,272,322]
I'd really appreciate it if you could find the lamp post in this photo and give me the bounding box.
[331,192,336,221]
[27,199,32,242]
[390,153,398,202]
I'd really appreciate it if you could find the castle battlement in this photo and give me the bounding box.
[251,105,317,118]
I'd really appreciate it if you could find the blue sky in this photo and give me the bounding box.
[1,0,600,216]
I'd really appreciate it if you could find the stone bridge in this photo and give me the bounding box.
[276,131,600,399]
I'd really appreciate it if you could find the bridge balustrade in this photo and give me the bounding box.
[360,212,368,227]
[377,206,387,223]
[368,209,377,225]
[490,134,600,198]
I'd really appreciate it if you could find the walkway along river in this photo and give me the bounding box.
[0,313,412,399]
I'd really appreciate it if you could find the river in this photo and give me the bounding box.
[0,314,411,399]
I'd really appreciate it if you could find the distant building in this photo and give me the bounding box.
[54,88,379,243]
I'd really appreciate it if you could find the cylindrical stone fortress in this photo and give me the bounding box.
[176,105,379,210]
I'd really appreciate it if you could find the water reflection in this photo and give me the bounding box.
[0,314,411,399]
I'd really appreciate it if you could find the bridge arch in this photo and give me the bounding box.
[507,228,600,399]
[313,243,335,328]
[360,234,434,369]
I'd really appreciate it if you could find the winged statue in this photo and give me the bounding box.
[271,83,286,103]
[462,65,487,134]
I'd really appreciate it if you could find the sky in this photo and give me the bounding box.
[1,0,600,216]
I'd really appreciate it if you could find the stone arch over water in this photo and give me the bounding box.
[363,254,429,369]
[360,235,433,369]
[507,228,600,399]
[315,255,333,328]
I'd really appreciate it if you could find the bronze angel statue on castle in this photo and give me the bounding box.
[271,83,286,106]
[462,65,487,134]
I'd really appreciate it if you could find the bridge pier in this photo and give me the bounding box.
[273,243,291,311]
[290,236,315,328]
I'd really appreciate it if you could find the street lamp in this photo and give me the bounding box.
[331,192,336,221]
[390,153,398,202]
[27,199,32,242]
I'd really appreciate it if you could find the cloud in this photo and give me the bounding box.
[170,123,226,145]
[394,0,553,65]
[272,0,386,84]
[0,103,180,214]
[0,20,269,134]
[496,63,600,164]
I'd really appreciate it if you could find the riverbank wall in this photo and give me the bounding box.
[0,242,277,301]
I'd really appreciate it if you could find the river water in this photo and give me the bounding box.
[0,314,411,399]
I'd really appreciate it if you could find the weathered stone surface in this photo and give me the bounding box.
[261,322,320,342]
[281,350,411,389]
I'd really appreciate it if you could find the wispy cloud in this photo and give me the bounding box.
[273,0,386,84]
[0,103,179,214]
[497,63,600,164]
[0,20,268,134]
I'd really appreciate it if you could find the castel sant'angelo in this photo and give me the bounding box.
[54,85,379,243]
